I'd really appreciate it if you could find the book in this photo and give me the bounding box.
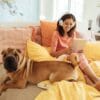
[71,38,87,51]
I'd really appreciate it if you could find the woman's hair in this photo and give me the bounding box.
[57,13,76,37]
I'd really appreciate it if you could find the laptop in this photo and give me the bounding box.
[71,38,87,51]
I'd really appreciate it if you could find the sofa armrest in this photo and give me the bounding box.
[0,27,32,63]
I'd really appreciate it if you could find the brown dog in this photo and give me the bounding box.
[0,48,79,94]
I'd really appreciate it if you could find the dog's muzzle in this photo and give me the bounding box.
[4,55,18,72]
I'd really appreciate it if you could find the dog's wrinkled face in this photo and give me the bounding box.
[1,48,21,72]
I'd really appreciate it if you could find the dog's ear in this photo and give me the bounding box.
[1,50,6,55]
[16,49,21,53]
[7,48,14,53]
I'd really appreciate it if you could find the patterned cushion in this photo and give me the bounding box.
[40,20,57,47]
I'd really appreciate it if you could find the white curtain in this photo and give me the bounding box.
[40,0,84,22]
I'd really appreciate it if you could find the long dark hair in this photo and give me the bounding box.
[57,13,76,37]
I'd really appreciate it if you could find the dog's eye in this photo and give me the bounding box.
[3,54,6,57]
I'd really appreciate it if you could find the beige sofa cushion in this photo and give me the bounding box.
[0,27,33,63]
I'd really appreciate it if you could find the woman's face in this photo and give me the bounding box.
[62,18,75,33]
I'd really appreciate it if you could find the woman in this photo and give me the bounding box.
[51,13,100,90]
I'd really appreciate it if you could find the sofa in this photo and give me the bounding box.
[0,20,100,100]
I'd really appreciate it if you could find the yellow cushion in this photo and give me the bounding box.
[26,40,56,61]
[84,41,100,60]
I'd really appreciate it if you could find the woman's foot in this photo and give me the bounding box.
[94,81,100,91]
[84,75,94,86]
[85,76,100,91]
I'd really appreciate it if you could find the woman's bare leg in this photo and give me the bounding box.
[94,81,100,91]
[82,65,99,83]
[84,75,94,85]
[85,75,100,91]
[78,53,99,83]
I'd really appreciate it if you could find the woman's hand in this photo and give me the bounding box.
[72,49,84,53]
[77,49,84,53]
[65,47,73,54]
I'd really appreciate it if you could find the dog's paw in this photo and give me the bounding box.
[0,88,3,96]
[0,84,5,95]
[37,80,52,90]
[0,91,2,96]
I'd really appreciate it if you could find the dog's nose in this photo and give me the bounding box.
[4,56,17,72]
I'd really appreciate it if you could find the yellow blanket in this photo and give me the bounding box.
[35,81,100,100]
[35,60,100,100]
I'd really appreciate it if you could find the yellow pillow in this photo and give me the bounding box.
[84,41,100,60]
[26,40,56,61]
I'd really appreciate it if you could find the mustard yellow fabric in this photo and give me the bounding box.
[84,41,100,60]
[35,80,100,100]
[26,40,56,61]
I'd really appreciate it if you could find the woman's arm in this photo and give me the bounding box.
[50,47,72,57]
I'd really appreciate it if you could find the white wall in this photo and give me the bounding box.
[40,0,54,20]
[78,0,100,33]
[0,0,40,24]
[77,0,100,40]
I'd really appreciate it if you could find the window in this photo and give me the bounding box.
[53,0,69,20]
[53,0,84,21]
[70,0,84,21]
